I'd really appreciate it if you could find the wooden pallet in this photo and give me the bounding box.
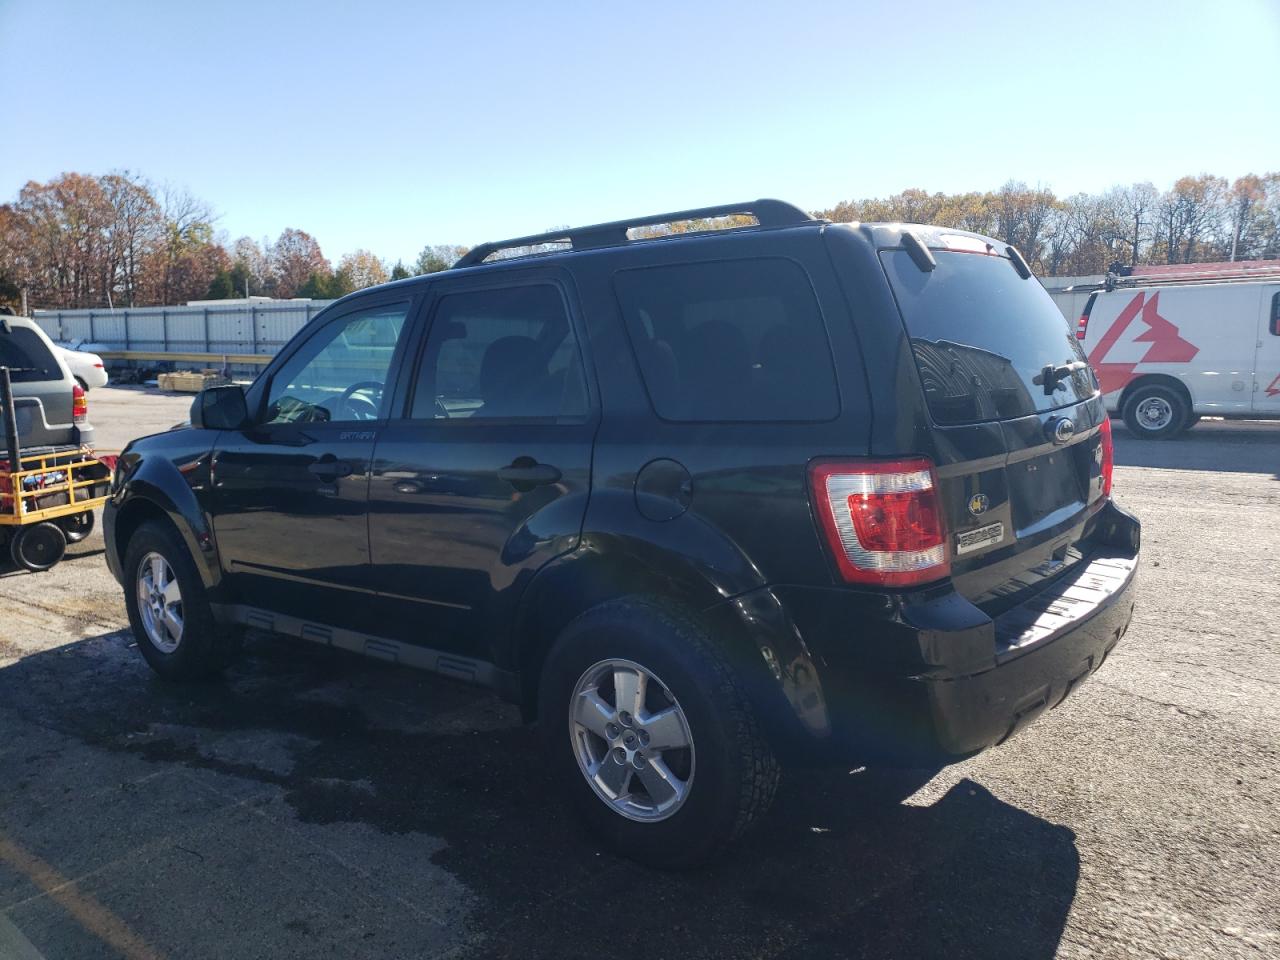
[157,370,231,393]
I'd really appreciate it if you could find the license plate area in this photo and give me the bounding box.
[1008,448,1088,533]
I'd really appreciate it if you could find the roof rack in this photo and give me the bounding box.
[1063,264,1280,293]
[453,199,815,268]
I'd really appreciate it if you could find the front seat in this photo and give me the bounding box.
[476,335,546,418]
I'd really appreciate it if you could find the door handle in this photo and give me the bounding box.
[308,454,354,481]
[497,458,562,490]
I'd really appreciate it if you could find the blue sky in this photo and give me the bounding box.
[1,0,1277,265]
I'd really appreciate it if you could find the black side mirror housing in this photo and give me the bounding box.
[191,385,249,430]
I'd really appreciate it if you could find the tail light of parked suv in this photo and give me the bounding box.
[1100,416,1114,498]
[1075,313,1089,340]
[809,458,950,587]
[72,383,88,425]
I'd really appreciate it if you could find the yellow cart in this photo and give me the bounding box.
[1,367,115,572]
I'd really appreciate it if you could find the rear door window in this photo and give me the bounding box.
[0,325,61,383]
[880,249,1094,424]
[613,258,839,422]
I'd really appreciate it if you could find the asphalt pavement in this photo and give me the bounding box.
[0,395,1277,959]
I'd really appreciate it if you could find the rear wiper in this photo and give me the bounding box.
[1034,360,1088,395]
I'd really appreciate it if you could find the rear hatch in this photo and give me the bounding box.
[879,238,1109,609]
[0,319,78,449]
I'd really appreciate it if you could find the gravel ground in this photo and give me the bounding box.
[83,385,196,454]
[0,412,1277,959]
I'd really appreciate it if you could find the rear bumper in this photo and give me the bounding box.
[912,551,1136,757]
[768,501,1140,765]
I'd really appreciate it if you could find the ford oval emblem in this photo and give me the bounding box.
[968,493,989,517]
[1051,418,1075,444]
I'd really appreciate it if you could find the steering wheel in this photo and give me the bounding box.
[338,380,385,420]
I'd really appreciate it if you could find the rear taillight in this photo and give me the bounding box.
[1099,417,1114,498]
[93,363,104,369]
[1075,313,1089,340]
[72,383,88,424]
[809,458,950,587]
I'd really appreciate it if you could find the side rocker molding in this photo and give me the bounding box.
[212,603,519,696]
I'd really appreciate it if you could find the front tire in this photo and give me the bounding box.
[123,520,241,680]
[1123,384,1188,440]
[539,598,779,868]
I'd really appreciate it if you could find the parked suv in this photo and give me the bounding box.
[0,309,94,451]
[104,201,1140,866]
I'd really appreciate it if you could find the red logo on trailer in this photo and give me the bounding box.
[1266,373,1280,398]
[1088,292,1199,395]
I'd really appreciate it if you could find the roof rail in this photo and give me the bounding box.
[453,199,816,268]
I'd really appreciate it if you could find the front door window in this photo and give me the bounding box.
[264,302,411,425]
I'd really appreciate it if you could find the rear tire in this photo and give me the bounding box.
[59,510,95,543]
[538,597,779,868]
[1122,383,1188,440]
[10,522,67,571]
[123,520,241,680]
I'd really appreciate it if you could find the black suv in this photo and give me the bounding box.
[105,201,1140,866]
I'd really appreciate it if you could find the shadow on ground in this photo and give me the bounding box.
[1114,418,1280,477]
[0,629,1079,959]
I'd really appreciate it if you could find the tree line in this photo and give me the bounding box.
[817,174,1280,276]
[0,171,470,312]
[2,169,1277,312]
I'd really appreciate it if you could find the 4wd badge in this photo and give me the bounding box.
[967,493,989,517]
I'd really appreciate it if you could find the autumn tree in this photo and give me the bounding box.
[987,182,1058,270]
[337,249,389,290]
[413,243,468,274]
[268,228,329,297]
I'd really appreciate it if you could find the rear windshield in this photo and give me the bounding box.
[0,325,61,383]
[880,250,1094,424]
[614,258,840,422]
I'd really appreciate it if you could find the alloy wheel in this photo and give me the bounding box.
[136,551,183,653]
[569,658,695,822]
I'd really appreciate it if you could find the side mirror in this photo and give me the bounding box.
[191,385,249,430]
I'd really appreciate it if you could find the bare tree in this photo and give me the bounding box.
[231,236,271,296]
[1226,174,1268,260]
[1110,182,1159,266]
[101,170,163,306]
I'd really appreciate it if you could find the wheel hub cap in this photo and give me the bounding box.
[1137,397,1173,430]
[569,658,695,822]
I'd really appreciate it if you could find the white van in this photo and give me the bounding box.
[1074,275,1280,438]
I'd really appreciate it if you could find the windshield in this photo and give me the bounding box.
[881,249,1095,425]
